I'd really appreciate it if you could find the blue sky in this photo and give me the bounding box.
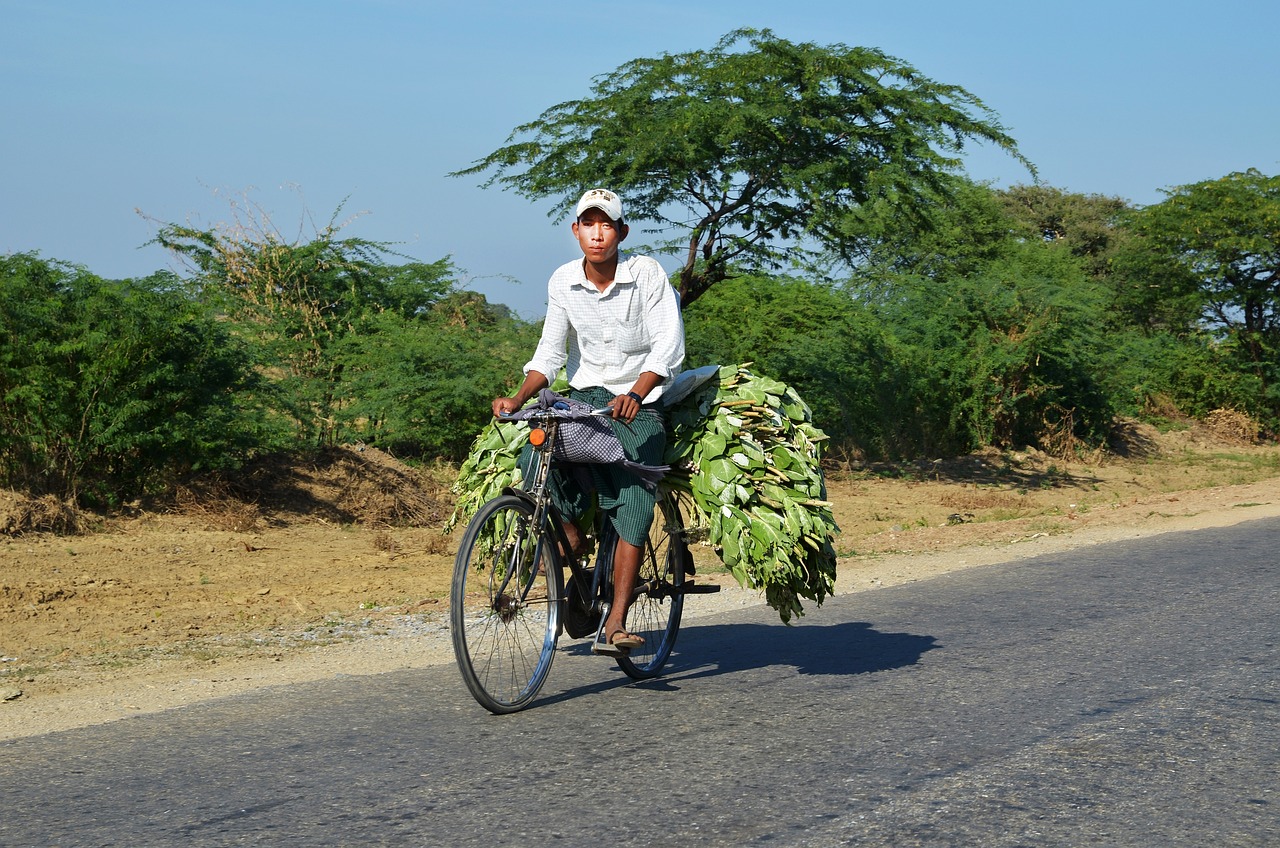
[3,0,1277,318]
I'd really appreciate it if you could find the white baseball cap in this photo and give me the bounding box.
[575,188,624,222]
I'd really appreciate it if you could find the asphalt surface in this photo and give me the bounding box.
[2,518,1277,847]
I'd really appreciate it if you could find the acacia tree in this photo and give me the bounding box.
[996,184,1132,280]
[451,28,1031,307]
[1113,169,1280,380]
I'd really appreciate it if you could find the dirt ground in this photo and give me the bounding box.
[3,421,1279,741]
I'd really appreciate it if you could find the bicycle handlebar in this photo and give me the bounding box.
[498,405,614,420]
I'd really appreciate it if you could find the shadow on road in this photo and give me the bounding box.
[532,622,942,707]
[662,620,939,681]
[551,620,938,704]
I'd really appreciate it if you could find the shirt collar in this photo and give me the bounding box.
[572,252,635,293]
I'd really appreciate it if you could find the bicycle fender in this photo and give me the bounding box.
[500,486,536,506]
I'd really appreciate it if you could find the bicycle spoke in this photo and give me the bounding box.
[451,496,560,713]
[616,493,686,679]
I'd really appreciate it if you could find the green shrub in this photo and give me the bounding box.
[1099,330,1271,426]
[1,254,260,504]
[872,246,1114,456]
[337,292,542,461]
[684,274,894,458]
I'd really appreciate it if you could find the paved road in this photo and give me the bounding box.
[2,519,1277,847]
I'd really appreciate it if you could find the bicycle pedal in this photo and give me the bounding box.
[681,579,721,594]
[590,639,626,657]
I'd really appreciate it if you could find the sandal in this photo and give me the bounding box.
[591,628,645,656]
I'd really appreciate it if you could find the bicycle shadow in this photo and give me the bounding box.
[550,619,937,702]
[662,620,939,681]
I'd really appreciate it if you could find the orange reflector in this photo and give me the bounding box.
[529,428,546,447]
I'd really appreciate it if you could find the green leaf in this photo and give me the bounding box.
[749,519,780,546]
[720,527,741,565]
[700,432,727,459]
[706,457,739,482]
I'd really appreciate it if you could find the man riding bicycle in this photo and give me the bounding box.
[491,188,685,655]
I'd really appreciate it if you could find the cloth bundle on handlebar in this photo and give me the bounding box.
[505,389,670,490]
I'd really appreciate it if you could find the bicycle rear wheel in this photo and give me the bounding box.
[451,494,561,713]
[616,493,687,680]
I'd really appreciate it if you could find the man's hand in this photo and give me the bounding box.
[494,371,549,419]
[492,396,521,418]
[610,392,641,423]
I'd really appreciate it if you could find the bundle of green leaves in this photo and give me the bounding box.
[448,365,839,622]
[445,416,529,535]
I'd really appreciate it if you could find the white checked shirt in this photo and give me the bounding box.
[524,253,685,401]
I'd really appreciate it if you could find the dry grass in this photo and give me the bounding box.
[169,445,447,531]
[936,489,1026,511]
[0,491,80,536]
[1204,408,1260,445]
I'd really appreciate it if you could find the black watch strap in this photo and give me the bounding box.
[626,391,645,404]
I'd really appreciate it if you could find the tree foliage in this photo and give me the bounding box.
[685,238,1116,462]
[683,274,892,458]
[850,174,1022,284]
[996,184,1132,280]
[453,27,1030,306]
[876,245,1114,455]
[1095,329,1267,424]
[9,159,1280,514]
[1112,169,1280,382]
[1,238,533,504]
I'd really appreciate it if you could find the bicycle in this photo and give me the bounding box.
[450,401,718,714]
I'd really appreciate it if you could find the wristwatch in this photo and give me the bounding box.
[626,391,645,404]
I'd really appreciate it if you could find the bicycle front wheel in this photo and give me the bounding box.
[616,493,687,680]
[451,494,561,713]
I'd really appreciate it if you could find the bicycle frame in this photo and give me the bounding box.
[505,412,610,635]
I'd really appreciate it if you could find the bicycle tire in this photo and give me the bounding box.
[451,494,561,713]
[616,493,687,680]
